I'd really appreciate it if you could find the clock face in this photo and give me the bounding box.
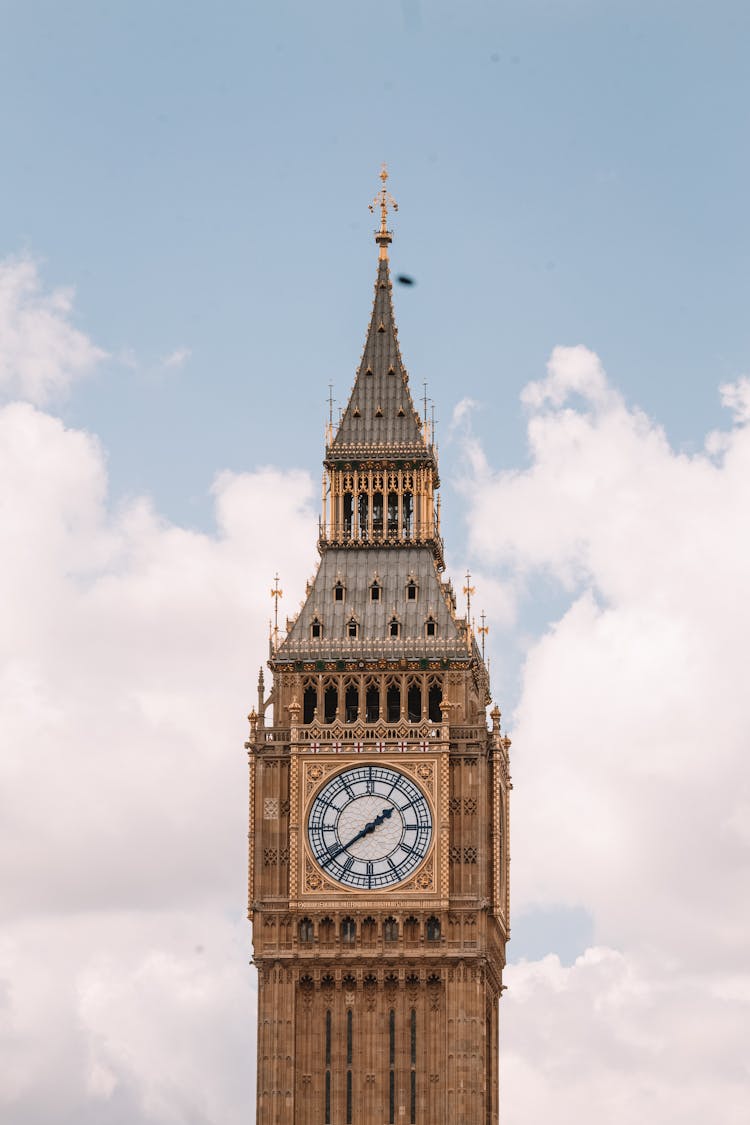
[307,765,432,890]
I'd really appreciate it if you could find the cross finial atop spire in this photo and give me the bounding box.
[369,163,398,260]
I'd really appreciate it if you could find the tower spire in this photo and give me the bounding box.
[369,163,398,260]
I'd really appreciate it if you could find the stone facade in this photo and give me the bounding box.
[247,172,511,1124]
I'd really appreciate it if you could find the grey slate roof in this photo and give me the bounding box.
[329,258,431,461]
[275,547,470,664]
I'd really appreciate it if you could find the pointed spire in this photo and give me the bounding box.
[329,167,430,459]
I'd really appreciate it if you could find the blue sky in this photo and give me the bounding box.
[3,0,748,530]
[2,3,749,1122]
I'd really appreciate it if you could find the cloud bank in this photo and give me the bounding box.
[2,258,747,1122]
[459,345,750,1123]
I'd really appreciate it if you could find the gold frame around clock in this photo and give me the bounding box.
[295,754,445,901]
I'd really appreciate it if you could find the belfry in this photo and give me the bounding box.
[247,168,511,1124]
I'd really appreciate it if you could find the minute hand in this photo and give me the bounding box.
[321,807,394,868]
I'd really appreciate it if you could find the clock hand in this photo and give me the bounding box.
[320,807,394,867]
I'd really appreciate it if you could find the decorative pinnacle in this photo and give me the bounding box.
[369,163,398,259]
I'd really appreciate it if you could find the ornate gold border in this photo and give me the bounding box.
[299,757,439,897]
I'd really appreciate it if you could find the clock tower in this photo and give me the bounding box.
[247,169,511,1124]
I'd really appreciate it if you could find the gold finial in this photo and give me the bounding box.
[477,609,489,662]
[369,163,398,260]
[270,573,283,651]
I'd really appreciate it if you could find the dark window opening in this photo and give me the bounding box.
[343,493,353,539]
[387,683,401,723]
[387,491,399,534]
[431,675,443,720]
[311,618,322,640]
[333,582,345,602]
[408,683,422,723]
[425,617,437,638]
[324,685,338,724]
[345,684,358,723]
[303,685,317,724]
[366,684,380,723]
[389,618,400,638]
[341,916,356,944]
[403,491,414,538]
[347,618,359,639]
[370,581,381,602]
[373,491,384,534]
[384,917,399,942]
[358,493,369,539]
[362,916,376,942]
[299,918,313,944]
[426,916,441,941]
[428,682,443,723]
[406,579,418,601]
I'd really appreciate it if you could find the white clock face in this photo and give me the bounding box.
[307,765,432,890]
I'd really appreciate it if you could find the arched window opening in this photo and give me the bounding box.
[320,917,335,944]
[311,617,323,640]
[403,491,414,538]
[362,917,377,943]
[341,916,356,944]
[347,617,359,639]
[358,493,369,540]
[387,682,401,723]
[425,616,437,638]
[370,580,381,602]
[372,491,384,535]
[333,580,345,602]
[404,915,419,942]
[407,682,422,723]
[389,617,400,639]
[384,916,399,942]
[426,916,441,941]
[324,684,338,724]
[345,682,359,723]
[406,578,418,601]
[303,684,317,725]
[299,918,314,944]
[387,491,399,535]
[366,682,380,723]
[428,681,443,723]
[343,493,353,539]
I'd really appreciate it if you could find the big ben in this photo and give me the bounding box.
[247,168,511,1124]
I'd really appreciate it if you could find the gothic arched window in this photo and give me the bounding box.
[299,918,314,944]
[406,578,418,601]
[333,580,345,602]
[425,616,437,638]
[324,683,338,724]
[347,617,359,639]
[370,580,381,602]
[389,616,400,638]
[384,916,399,942]
[310,617,323,640]
[387,681,401,723]
[407,681,422,723]
[426,916,441,941]
[303,682,317,724]
[428,679,443,723]
[341,916,356,944]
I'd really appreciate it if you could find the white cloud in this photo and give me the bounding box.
[461,347,750,1120]
[161,347,192,370]
[0,401,317,1121]
[0,255,106,404]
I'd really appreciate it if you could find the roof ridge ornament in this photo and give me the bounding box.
[369,163,398,261]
